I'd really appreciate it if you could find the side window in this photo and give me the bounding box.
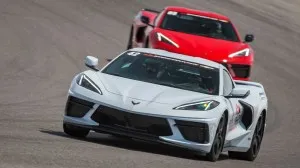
[223,70,234,95]
[154,11,165,26]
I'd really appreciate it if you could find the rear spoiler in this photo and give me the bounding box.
[142,8,160,13]
[234,80,263,89]
[234,80,267,98]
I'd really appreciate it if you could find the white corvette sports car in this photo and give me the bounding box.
[63,48,268,162]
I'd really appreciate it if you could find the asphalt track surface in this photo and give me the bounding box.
[1,0,300,167]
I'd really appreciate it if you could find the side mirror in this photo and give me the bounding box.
[85,56,99,71]
[225,88,250,99]
[140,16,154,27]
[244,34,254,43]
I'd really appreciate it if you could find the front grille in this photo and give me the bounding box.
[222,64,251,78]
[65,96,95,118]
[91,105,173,136]
[175,120,209,144]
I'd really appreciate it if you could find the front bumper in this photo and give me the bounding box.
[221,63,251,81]
[63,96,219,153]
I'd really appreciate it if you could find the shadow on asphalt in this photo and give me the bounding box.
[39,129,229,162]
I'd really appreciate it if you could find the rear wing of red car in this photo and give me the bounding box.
[141,8,160,14]
[136,8,160,25]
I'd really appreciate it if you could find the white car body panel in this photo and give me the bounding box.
[63,48,268,154]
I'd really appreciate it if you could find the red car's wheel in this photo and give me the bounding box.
[126,26,133,50]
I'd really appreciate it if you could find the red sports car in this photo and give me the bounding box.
[127,6,255,81]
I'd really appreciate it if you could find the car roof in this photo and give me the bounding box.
[164,6,230,22]
[129,48,221,69]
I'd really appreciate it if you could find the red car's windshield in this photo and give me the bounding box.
[159,11,240,42]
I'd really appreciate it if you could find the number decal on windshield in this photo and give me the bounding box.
[127,52,141,56]
[167,11,178,15]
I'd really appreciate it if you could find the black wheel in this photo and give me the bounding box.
[63,123,90,138]
[144,37,149,48]
[228,113,265,161]
[126,26,133,49]
[111,134,131,139]
[206,113,227,162]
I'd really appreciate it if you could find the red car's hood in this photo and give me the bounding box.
[157,29,249,61]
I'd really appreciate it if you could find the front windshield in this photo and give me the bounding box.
[102,51,220,95]
[160,11,239,42]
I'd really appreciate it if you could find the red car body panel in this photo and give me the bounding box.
[128,6,255,81]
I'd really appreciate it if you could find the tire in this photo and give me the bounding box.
[144,37,149,48]
[63,123,90,138]
[110,134,131,139]
[206,113,227,162]
[228,113,265,161]
[126,26,133,50]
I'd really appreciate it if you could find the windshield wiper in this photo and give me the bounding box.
[157,82,175,87]
[157,82,188,90]
[107,72,122,77]
[164,27,178,31]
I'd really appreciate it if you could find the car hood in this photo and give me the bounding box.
[157,29,249,61]
[96,73,214,105]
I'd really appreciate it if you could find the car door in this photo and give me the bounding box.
[222,69,243,131]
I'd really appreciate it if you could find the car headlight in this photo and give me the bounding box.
[228,48,250,58]
[156,32,179,48]
[173,100,220,111]
[76,74,102,94]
